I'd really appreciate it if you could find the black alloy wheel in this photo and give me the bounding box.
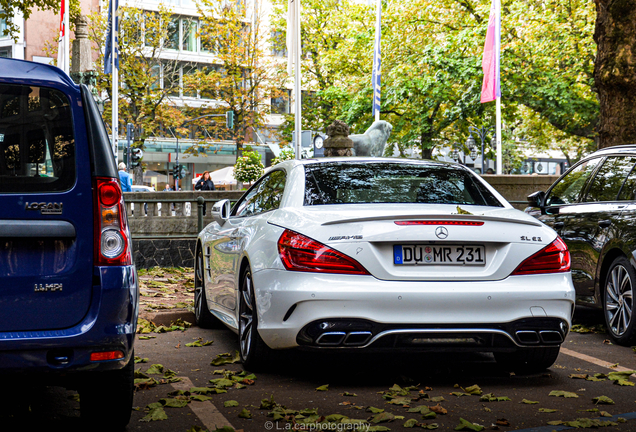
[194,246,217,328]
[604,256,636,345]
[238,269,272,370]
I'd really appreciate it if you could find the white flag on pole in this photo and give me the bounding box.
[286,0,298,76]
[57,0,69,73]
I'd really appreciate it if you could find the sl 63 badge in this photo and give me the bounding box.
[34,283,63,292]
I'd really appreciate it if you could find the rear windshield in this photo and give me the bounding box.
[0,84,75,193]
[304,162,503,207]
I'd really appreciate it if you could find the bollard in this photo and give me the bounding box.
[197,196,205,233]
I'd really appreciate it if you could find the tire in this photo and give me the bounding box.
[79,353,134,431]
[603,256,636,345]
[238,268,273,371]
[194,246,218,328]
[494,346,560,374]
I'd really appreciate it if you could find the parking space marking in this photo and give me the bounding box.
[512,411,636,431]
[171,376,240,432]
[560,347,635,373]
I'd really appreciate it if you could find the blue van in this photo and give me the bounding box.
[0,58,138,429]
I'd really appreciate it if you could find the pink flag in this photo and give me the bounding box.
[480,0,501,103]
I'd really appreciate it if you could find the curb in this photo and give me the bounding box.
[140,309,196,326]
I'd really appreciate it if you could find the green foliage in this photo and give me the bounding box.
[271,148,295,165]
[234,150,265,183]
[1,0,79,40]
[271,0,598,162]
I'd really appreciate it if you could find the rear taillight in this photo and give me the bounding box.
[278,229,369,275]
[511,237,570,275]
[94,177,132,266]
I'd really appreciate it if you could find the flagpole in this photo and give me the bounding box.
[496,97,502,174]
[294,0,301,160]
[372,0,381,122]
[112,0,118,163]
[63,0,69,73]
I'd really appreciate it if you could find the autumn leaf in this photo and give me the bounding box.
[549,390,579,398]
[367,407,385,414]
[370,412,395,424]
[593,395,615,405]
[224,400,239,407]
[404,418,419,428]
[140,406,168,422]
[521,399,539,404]
[454,418,484,431]
[316,384,329,391]
[210,351,240,366]
[238,408,252,419]
[430,404,447,415]
[539,408,558,413]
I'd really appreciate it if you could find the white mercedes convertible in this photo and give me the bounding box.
[194,158,575,372]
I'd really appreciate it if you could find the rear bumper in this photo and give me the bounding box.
[252,269,575,350]
[0,266,138,376]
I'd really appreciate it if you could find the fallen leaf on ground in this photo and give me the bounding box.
[549,390,578,398]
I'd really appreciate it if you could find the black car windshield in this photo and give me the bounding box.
[304,162,503,207]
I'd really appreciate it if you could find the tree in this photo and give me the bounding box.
[88,5,187,183]
[1,0,80,41]
[187,0,285,159]
[593,0,636,148]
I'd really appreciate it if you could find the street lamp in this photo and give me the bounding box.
[468,126,495,174]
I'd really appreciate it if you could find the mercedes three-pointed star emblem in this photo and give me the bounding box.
[435,226,449,239]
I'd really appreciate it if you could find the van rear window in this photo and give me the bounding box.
[0,84,75,193]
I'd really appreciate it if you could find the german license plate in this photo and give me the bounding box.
[394,244,486,265]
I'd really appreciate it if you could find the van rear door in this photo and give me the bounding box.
[0,82,94,332]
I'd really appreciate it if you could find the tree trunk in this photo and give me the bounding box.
[593,0,636,148]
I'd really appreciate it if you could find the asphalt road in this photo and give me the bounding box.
[2,307,636,432]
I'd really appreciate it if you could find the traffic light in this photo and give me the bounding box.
[130,148,143,167]
[172,164,186,179]
[226,110,234,129]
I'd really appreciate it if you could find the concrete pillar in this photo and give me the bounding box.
[71,15,92,73]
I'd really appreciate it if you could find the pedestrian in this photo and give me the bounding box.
[195,171,216,215]
[163,183,173,191]
[118,162,132,192]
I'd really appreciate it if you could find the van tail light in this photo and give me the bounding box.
[511,237,570,275]
[278,229,370,275]
[94,177,132,266]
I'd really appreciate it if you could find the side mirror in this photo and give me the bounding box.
[211,199,230,225]
[527,191,545,208]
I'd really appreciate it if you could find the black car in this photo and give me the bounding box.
[526,145,636,345]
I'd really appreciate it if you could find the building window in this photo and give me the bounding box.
[271,89,291,115]
[0,48,10,58]
[0,12,8,39]
[182,18,197,52]
[165,16,180,50]
[270,31,286,57]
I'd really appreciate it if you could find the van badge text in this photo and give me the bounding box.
[25,202,63,215]
[34,283,63,292]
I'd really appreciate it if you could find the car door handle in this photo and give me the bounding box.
[554,222,565,229]
[598,220,612,228]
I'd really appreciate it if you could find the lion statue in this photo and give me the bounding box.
[350,120,393,157]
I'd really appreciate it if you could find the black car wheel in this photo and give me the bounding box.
[604,256,636,345]
[79,353,134,431]
[494,346,560,374]
[194,246,218,328]
[238,269,272,370]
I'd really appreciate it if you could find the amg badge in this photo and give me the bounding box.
[328,235,363,241]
